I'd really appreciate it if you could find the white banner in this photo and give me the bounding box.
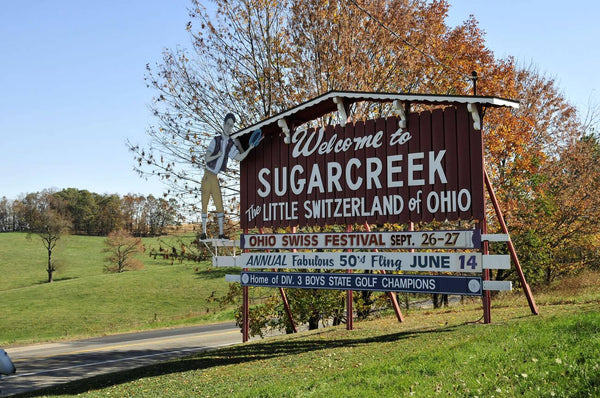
[482,280,513,291]
[241,230,480,250]
[213,252,509,273]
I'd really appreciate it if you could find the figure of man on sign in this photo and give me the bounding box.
[200,113,257,240]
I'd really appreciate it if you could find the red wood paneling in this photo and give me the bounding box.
[431,108,445,222]
[406,112,421,223]
[443,107,458,222]
[455,106,472,220]
[468,105,485,220]
[420,110,434,223]
[241,104,484,229]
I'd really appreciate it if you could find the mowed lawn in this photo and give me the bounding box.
[16,271,600,398]
[0,232,234,345]
[2,232,599,397]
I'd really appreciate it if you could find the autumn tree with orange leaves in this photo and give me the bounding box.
[504,133,600,284]
[132,0,599,331]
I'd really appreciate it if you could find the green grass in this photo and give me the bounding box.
[0,232,235,345]
[2,232,600,397]
[16,272,600,397]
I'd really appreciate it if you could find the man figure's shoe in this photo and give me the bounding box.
[218,234,228,240]
[200,233,207,240]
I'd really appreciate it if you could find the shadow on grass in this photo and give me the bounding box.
[194,268,231,280]
[34,277,78,285]
[13,326,456,397]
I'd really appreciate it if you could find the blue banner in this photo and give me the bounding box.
[240,272,482,296]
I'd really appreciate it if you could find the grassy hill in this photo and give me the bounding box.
[15,271,600,397]
[0,232,235,345]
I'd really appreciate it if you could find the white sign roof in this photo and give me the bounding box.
[233,90,519,139]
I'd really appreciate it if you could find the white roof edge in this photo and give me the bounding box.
[328,91,520,108]
[233,91,520,137]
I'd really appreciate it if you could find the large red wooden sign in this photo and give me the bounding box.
[241,104,483,229]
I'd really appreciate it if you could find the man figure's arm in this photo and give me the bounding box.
[204,139,221,165]
[233,132,263,162]
[205,150,222,163]
[234,145,253,162]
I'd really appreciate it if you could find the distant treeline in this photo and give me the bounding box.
[0,188,181,236]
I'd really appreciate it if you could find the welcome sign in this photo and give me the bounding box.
[241,104,484,229]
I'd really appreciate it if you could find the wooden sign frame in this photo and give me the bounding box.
[225,91,537,342]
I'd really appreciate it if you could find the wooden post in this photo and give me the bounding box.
[480,219,492,324]
[242,228,250,343]
[476,100,491,323]
[279,286,297,333]
[346,224,353,331]
[260,227,297,334]
[242,287,249,342]
[484,169,539,315]
[363,222,404,322]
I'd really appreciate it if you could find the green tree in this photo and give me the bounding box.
[55,188,98,235]
[14,191,72,283]
[96,194,124,235]
[145,195,180,236]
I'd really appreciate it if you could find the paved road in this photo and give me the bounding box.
[0,322,242,397]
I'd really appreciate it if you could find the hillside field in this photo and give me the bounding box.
[0,232,235,345]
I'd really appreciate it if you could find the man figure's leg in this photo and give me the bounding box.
[212,182,227,239]
[200,171,215,240]
[217,213,225,238]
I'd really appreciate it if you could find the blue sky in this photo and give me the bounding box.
[447,0,599,112]
[1,0,191,200]
[1,1,598,200]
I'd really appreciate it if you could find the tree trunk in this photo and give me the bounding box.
[308,313,320,330]
[432,294,440,308]
[545,267,552,285]
[433,294,449,308]
[357,290,373,319]
[47,249,54,283]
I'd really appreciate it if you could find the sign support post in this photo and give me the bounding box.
[346,224,354,331]
[364,222,404,322]
[285,227,299,333]
[260,227,298,334]
[479,114,492,324]
[242,229,250,343]
[480,218,492,323]
[484,169,539,315]
[279,286,297,333]
[242,286,249,342]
